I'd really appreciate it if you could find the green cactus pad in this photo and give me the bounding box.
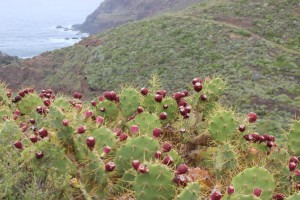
[142,94,157,113]
[17,93,43,115]
[288,121,300,155]
[176,182,201,200]
[232,167,275,200]
[230,194,261,200]
[133,163,175,200]
[81,151,108,199]
[96,100,118,121]
[90,127,116,153]
[208,110,238,143]
[286,193,300,200]
[114,135,159,174]
[114,169,136,193]
[215,144,237,172]
[0,83,9,105]
[127,112,161,136]
[167,149,184,167]
[0,120,23,146]
[202,77,226,101]
[22,140,77,176]
[156,97,178,122]
[119,88,141,118]
[52,96,72,111]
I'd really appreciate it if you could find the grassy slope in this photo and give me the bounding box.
[4,0,300,132]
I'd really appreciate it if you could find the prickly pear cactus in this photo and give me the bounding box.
[127,112,161,136]
[167,149,184,167]
[114,136,159,174]
[232,167,275,199]
[96,100,118,121]
[0,82,9,105]
[215,144,238,172]
[208,110,238,143]
[156,97,178,122]
[142,93,156,113]
[90,127,117,153]
[133,163,175,200]
[288,120,300,155]
[0,120,23,146]
[17,93,43,115]
[229,194,262,200]
[176,182,201,200]
[287,193,300,200]
[202,77,226,101]
[119,88,141,118]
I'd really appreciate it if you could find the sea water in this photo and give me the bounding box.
[0,0,102,58]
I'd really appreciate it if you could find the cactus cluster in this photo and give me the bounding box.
[0,77,299,199]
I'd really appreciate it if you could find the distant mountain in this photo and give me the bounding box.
[0,52,18,66]
[73,0,203,34]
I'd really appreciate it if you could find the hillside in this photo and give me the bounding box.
[0,51,18,66]
[73,0,204,34]
[0,0,299,132]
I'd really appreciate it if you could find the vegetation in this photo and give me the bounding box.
[1,77,300,199]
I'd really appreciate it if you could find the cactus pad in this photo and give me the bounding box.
[127,112,161,136]
[156,97,178,122]
[96,100,118,121]
[114,136,159,174]
[232,167,275,199]
[17,93,43,115]
[176,182,201,200]
[288,120,300,155]
[133,163,175,200]
[119,88,141,118]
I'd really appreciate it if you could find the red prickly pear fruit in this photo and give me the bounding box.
[227,186,234,195]
[103,146,111,155]
[154,150,162,159]
[155,94,163,103]
[19,91,25,97]
[14,141,23,149]
[138,165,148,173]
[192,77,202,85]
[137,106,144,113]
[162,155,173,165]
[238,125,246,132]
[115,96,120,103]
[75,104,82,112]
[179,106,186,116]
[210,191,222,200]
[252,133,260,142]
[38,128,48,138]
[130,125,139,134]
[140,87,148,96]
[85,110,93,118]
[290,156,299,164]
[176,164,189,174]
[73,92,80,99]
[98,96,105,101]
[173,174,188,186]
[267,141,274,148]
[163,104,168,109]
[14,110,21,115]
[253,188,262,197]
[36,106,43,114]
[96,116,104,125]
[178,99,187,107]
[43,98,51,107]
[182,90,189,97]
[13,114,18,120]
[200,94,207,101]
[268,135,275,142]
[105,162,115,172]
[21,125,28,132]
[193,82,202,92]
[77,126,86,134]
[152,128,162,138]
[296,182,300,190]
[62,119,69,126]
[119,133,128,141]
[172,92,183,102]
[248,112,257,123]
[272,193,285,200]
[86,136,95,149]
[114,128,122,136]
[289,162,297,171]
[156,90,166,98]
[91,100,97,106]
[30,135,38,143]
[132,160,141,170]
[162,143,172,152]
[2,115,8,121]
[160,112,167,120]
[243,134,251,141]
[30,118,35,124]
[13,96,22,103]
[104,91,117,101]
[36,152,44,159]
[295,169,300,176]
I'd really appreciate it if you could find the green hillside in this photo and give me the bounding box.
[1,0,299,132]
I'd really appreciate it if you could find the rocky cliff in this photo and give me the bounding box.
[73,0,203,34]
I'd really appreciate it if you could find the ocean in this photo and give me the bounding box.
[0,0,102,58]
